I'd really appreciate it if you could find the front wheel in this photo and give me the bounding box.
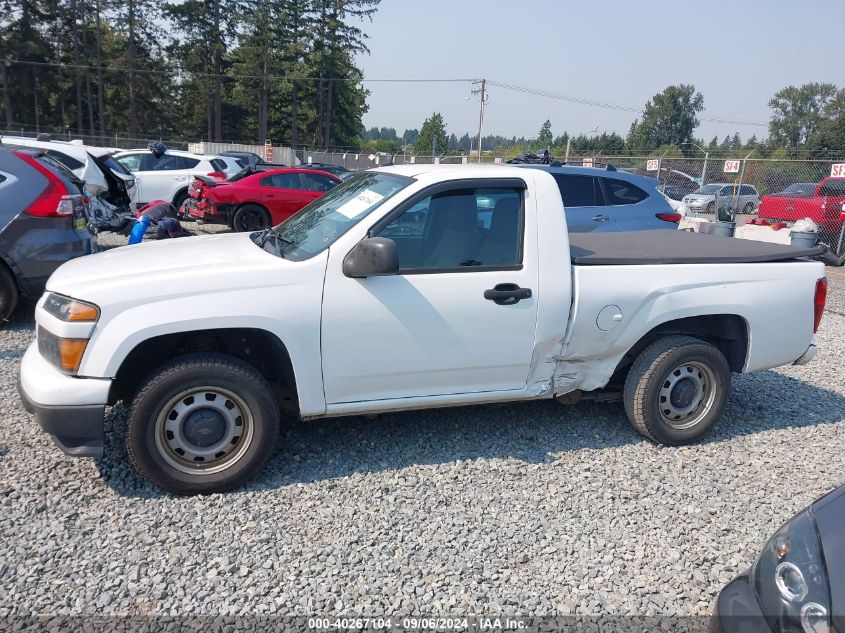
[623,335,730,445]
[127,353,279,495]
[705,201,715,214]
[743,202,756,214]
[233,204,271,232]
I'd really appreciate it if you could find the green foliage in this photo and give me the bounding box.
[415,112,448,155]
[626,84,704,152]
[0,0,378,145]
[767,83,843,150]
[536,119,552,148]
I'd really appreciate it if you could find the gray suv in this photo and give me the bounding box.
[683,183,760,214]
[0,148,92,322]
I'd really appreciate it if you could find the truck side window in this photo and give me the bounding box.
[375,187,523,271]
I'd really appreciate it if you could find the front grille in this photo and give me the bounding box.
[37,326,63,370]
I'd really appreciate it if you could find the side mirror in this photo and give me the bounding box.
[343,237,399,278]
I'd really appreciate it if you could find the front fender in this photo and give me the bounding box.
[78,290,327,417]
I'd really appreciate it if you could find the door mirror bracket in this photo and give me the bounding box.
[343,237,400,278]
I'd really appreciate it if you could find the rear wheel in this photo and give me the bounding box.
[743,202,755,214]
[126,353,279,495]
[0,264,19,323]
[623,335,730,445]
[705,201,715,214]
[233,204,271,232]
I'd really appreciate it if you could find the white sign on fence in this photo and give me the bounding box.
[307,156,313,164]
[831,163,845,177]
[410,156,416,164]
[494,157,502,164]
[461,156,468,165]
[646,159,659,172]
[723,160,740,173]
[434,157,441,165]
[582,157,594,167]
[367,154,376,162]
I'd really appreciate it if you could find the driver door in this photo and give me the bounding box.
[320,180,539,404]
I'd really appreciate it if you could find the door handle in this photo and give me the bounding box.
[592,214,610,222]
[484,283,532,305]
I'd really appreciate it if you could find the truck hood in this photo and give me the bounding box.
[46,232,284,301]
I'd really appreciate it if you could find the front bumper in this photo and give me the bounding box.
[17,342,111,457]
[710,574,771,633]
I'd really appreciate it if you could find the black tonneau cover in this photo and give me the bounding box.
[569,230,825,265]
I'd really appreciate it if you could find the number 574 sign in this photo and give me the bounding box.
[723,160,740,174]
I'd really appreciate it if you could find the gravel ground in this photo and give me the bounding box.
[0,225,844,622]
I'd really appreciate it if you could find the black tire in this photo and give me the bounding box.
[705,201,715,214]
[126,353,279,495]
[623,335,730,445]
[743,202,755,215]
[0,264,19,323]
[233,204,271,232]
[172,189,189,210]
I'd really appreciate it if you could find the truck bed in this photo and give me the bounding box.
[569,230,825,266]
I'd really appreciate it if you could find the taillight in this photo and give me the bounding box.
[207,171,226,179]
[15,152,81,217]
[656,212,682,223]
[814,278,827,333]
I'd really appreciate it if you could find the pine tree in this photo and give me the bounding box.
[415,112,447,156]
[536,119,552,148]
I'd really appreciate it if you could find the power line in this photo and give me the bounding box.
[0,58,476,83]
[487,80,770,128]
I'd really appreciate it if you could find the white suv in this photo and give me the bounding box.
[114,149,242,207]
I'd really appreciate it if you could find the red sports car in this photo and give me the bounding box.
[190,167,343,232]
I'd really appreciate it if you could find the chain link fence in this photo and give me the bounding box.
[297,150,845,255]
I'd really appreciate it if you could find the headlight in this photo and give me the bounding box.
[752,510,830,633]
[43,293,100,322]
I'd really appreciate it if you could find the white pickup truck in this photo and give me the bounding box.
[18,165,828,494]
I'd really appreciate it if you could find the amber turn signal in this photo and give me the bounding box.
[58,338,88,372]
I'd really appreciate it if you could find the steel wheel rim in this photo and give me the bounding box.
[154,386,254,475]
[657,361,717,429]
[239,210,265,232]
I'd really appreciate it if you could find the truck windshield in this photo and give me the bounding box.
[266,171,413,261]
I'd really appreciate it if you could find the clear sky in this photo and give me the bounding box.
[355,0,842,144]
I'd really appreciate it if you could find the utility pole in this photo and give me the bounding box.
[472,79,488,163]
